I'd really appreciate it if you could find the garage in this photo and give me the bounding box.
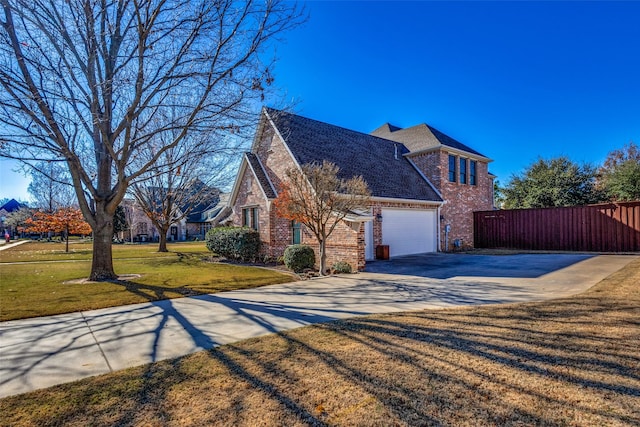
[381,208,437,257]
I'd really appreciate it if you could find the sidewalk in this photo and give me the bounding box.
[0,240,29,251]
[0,254,636,398]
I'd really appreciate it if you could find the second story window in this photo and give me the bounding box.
[460,158,467,184]
[470,160,477,185]
[448,155,456,182]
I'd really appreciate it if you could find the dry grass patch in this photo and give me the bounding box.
[1,258,639,426]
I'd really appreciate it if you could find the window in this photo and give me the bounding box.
[448,155,457,182]
[242,207,259,230]
[242,208,250,227]
[291,220,301,244]
[470,160,477,185]
[460,158,467,184]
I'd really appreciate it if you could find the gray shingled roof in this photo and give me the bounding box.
[371,122,486,158]
[245,152,277,199]
[426,125,486,157]
[264,108,442,203]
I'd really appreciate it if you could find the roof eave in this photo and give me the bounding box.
[370,196,444,206]
[404,144,493,162]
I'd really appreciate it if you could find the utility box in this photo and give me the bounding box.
[376,245,389,260]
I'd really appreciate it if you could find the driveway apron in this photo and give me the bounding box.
[0,253,636,398]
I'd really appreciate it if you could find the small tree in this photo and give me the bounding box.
[25,208,91,252]
[132,145,222,252]
[274,161,371,275]
[113,205,127,241]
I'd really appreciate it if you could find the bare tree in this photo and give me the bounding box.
[131,111,238,252]
[274,161,371,275]
[131,144,224,252]
[121,200,141,244]
[28,161,76,212]
[0,0,304,280]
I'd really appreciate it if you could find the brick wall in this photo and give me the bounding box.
[230,122,362,271]
[231,166,271,251]
[411,150,493,250]
[294,219,361,272]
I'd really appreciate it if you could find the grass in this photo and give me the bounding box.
[0,241,293,321]
[1,258,638,426]
[0,240,210,263]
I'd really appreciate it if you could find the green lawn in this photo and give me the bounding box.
[0,241,293,321]
[0,240,210,263]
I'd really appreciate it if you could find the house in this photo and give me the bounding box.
[0,199,28,238]
[119,192,230,242]
[227,107,494,271]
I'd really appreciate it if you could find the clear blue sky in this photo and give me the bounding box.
[1,1,639,201]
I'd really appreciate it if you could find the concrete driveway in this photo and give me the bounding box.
[0,253,636,398]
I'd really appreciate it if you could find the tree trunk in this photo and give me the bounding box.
[65,224,69,253]
[89,209,117,281]
[319,239,327,276]
[158,225,169,252]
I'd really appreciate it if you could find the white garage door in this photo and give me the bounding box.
[381,209,437,257]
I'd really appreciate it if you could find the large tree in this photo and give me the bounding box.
[598,142,640,202]
[503,156,604,209]
[0,0,303,280]
[274,161,371,275]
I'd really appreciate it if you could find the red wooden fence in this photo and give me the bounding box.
[474,201,640,252]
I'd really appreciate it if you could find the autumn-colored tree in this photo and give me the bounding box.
[25,208,91,252]
[274,161,371,275]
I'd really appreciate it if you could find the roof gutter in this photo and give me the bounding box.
[369,196,444,207]
[404,144,493,163]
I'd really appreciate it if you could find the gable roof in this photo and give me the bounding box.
[245,152,277,199]
[371,122,488,159]
[0,199,25,213]
[264,108,442,203]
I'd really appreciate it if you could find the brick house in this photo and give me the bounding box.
[119,192,230,242]
[227,107,494,271]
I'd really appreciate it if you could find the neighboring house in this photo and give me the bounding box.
[185,193,232,240]
[228,107,494,271]
[119,192,230,242]
[0,199,27,238]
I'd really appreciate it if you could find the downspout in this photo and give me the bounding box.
[436,204,441,252]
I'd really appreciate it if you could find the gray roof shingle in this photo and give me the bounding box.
[245,152,277,199]
[371,122,486,158]
[265,108,442,203]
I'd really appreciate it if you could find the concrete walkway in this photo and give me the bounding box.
[0,254,636,398]
[0,240,29,251]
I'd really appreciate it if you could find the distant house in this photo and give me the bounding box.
[0,199,28,238]
[120,191,231,243]
[226,107,494,271]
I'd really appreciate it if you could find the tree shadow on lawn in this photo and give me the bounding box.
[100,292,640,425]
[200,296,639,426]
[3,267,639,425]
